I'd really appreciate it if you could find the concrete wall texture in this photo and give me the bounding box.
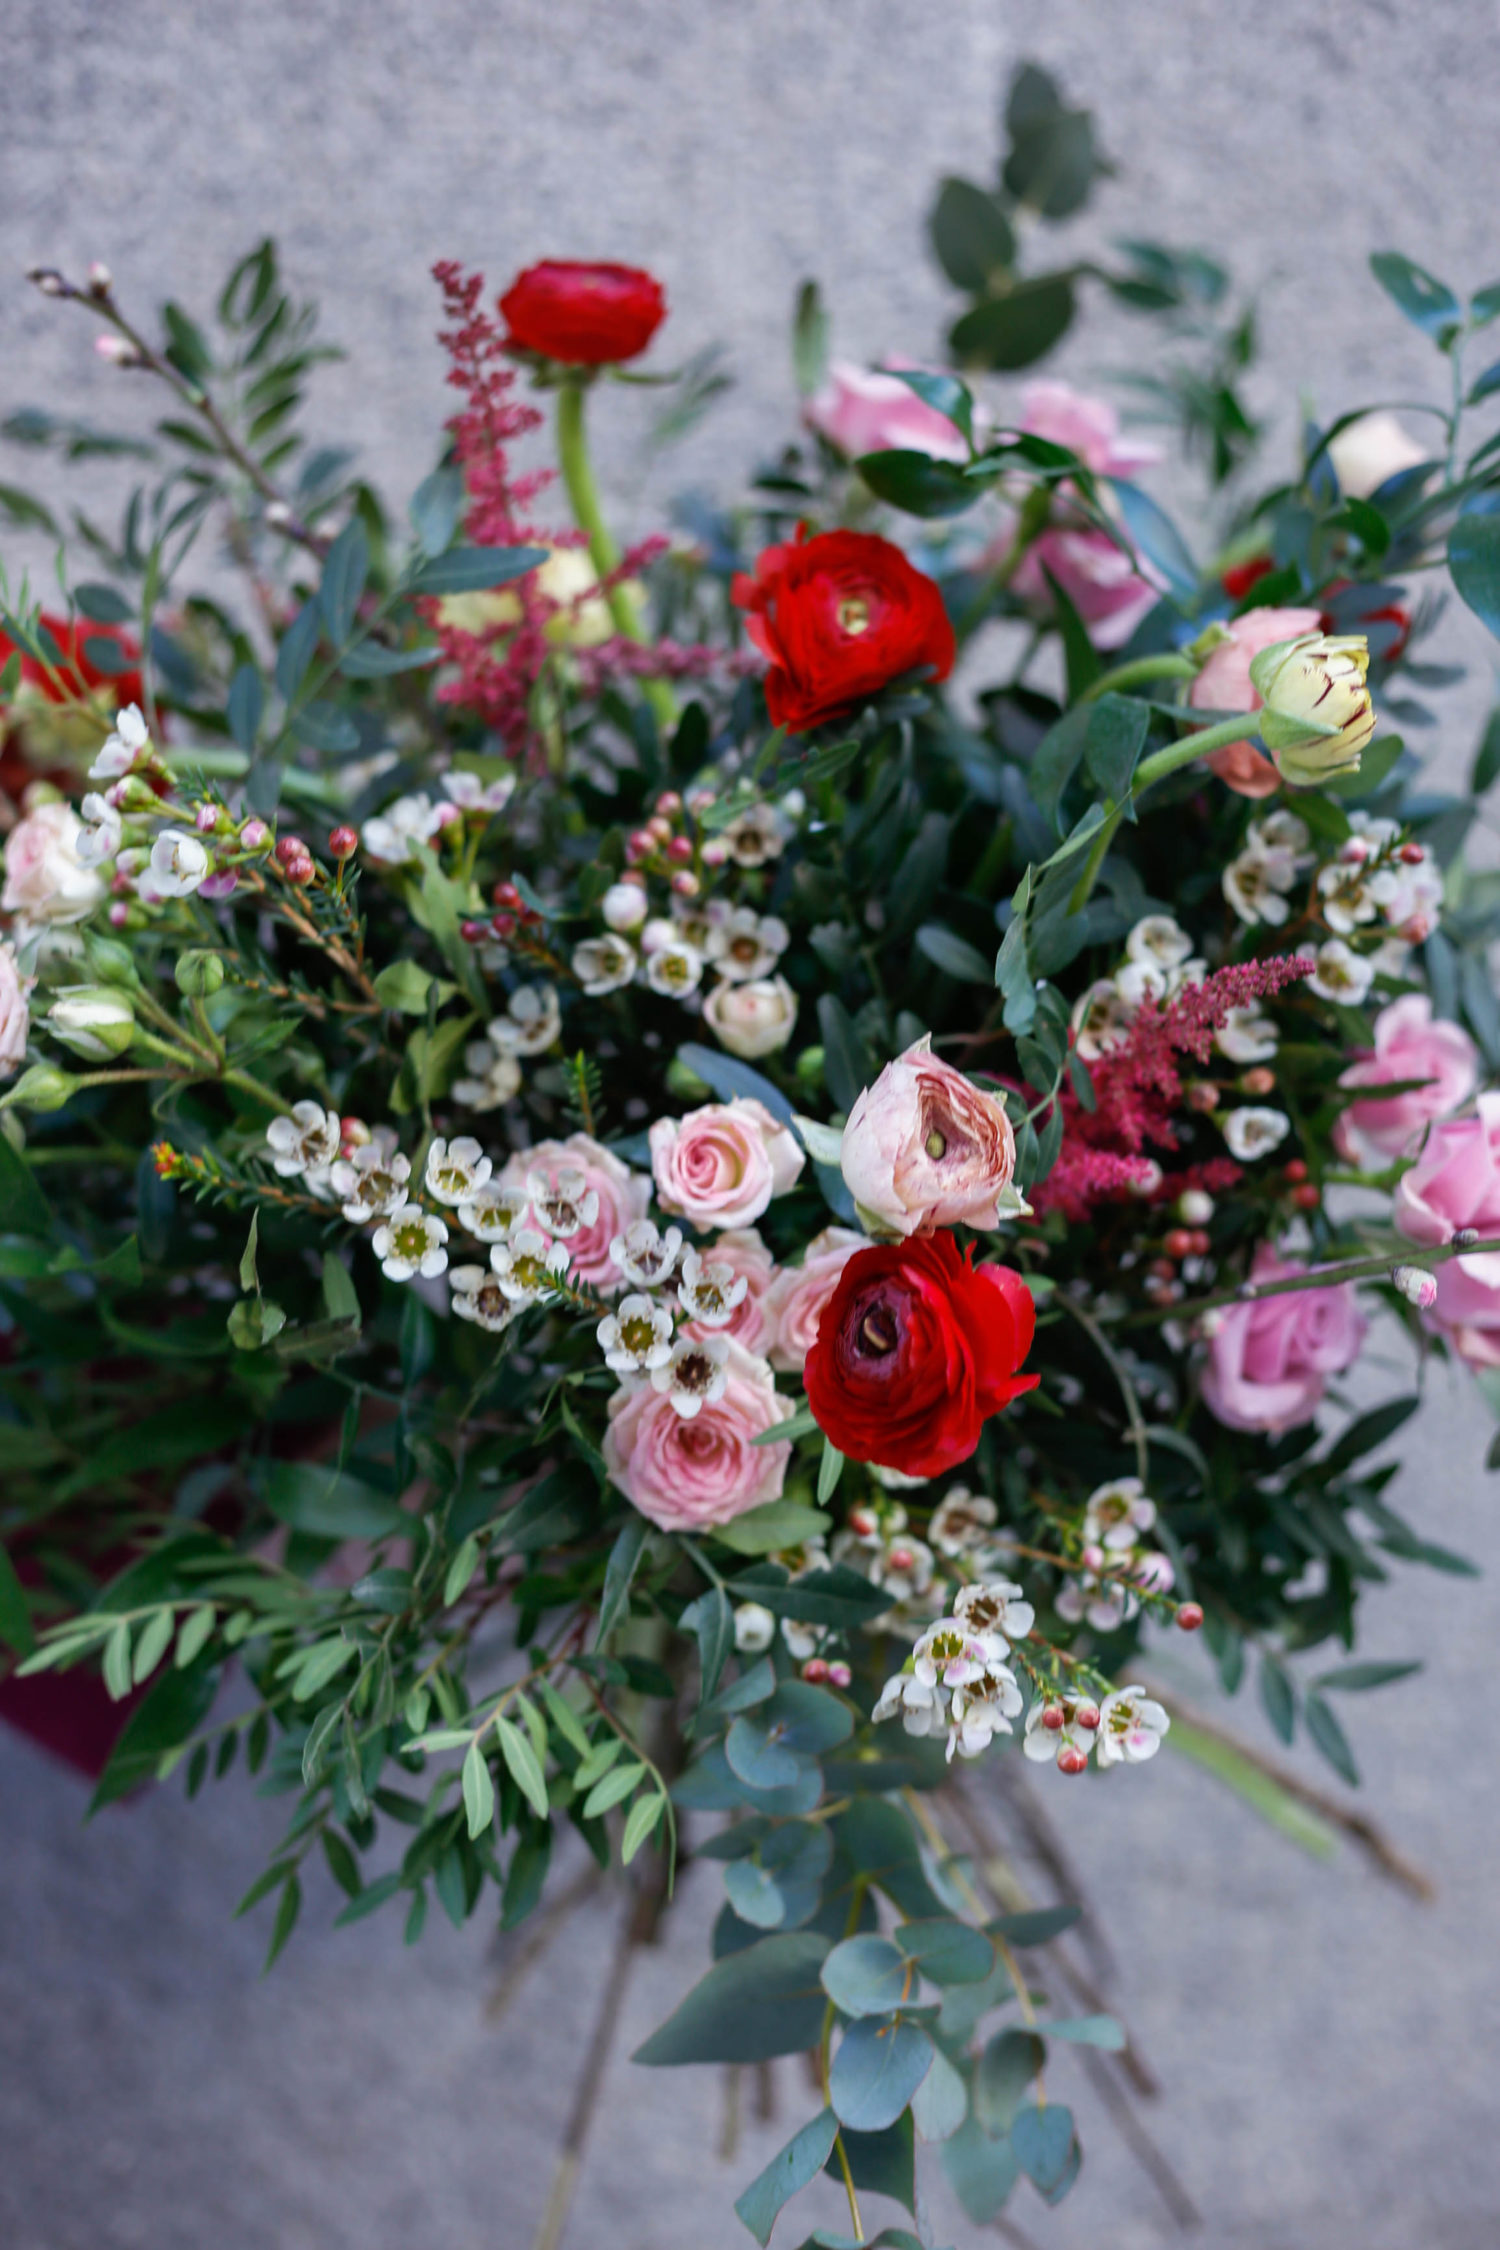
[2,5,1500,2247]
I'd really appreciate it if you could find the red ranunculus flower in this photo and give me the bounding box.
[732,528,955,733]
[0,613,144,711]
[498,260,667,367]
[803,1229,1037,1478]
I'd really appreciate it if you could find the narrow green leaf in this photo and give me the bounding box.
[443,1535,481,1607]
[495,1712,549,1818]
[263,1872,302,1972]
[0,1542,35,1658]
[462,1739,496,1838]
[582,1759,647,1820]
[620,1792,665,1866]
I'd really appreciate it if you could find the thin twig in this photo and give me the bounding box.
[529,1892,643,2250]
[483,1864,603,2027]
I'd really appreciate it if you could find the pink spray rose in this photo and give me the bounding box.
[1335,995,1478,1168]
[840,1036,1017,1234]
[0,938,33,1074]
[650,1098,804,1230]
[1201,1246,1366,1434]
[1188,606,1324,797]
[681,1227,779,1354]
[497,1131,650,1291]
[805,362,970,464]
[2,801,106,924]
[1393,1092,1500,1365]
[1006,382,1164,651]
[764,1225,866,1371]
[602,1340,795,1531]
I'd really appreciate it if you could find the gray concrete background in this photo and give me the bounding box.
[3,4,1500,2246]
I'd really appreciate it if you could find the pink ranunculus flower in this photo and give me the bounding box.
[764,1225,866,1371]
[1188,605,1324,798]
[2,801,106,924]
[1201,1246,1366,1433]
[497,1131,649,1291]
[1004,381,1165,651]
[1335,995,1478,1168]
[683,1227,779,1354]
[805,362,970,464]
[0,938,34,1074]
[841,1036,1017,1235]
[602,1340,795,1532]
[1392,1092,1500,1365]
[650,1098,804,1230]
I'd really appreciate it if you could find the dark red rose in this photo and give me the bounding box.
[804,1230,1037,1479]
[498,260,666,367]
[732,528,955,733]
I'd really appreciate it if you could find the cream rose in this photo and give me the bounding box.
[764,1225,865,1371]
[702,975,799,1059]
[0,940,34,1074]
[2,802,106,925]
[650,1098,804,1230]
[840,1035,1018,1234]
[602,1340,795,1532]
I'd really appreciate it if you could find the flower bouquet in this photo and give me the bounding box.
[5,64,1500,2247]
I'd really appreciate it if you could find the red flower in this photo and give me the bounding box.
[1221,555,1274,601]
[0,612,143,711]
[732,528,955,733]
[498,260,666,367]
[804,1230,1037,1478]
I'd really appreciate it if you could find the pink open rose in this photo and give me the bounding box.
[805,362,970,464]
[2,801,106,924]
[650,1098,804,1230]
[1189,606,1323,797]
[682,1227,779,1354]
[1336,995,1478,1168]
[1393,1093,1500,1365]
[841,1036,1017,1235]
[1201,1245,1366,1433]
[497,1131,650,1291]
[602,1340,795,1531]
[0,939,33,1074]
[764,1225,866,1371]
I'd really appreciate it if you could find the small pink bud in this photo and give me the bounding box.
[460,919,488,943]
[340,1118,371,1153]
[702,840,729,868]
[1081,1543,1105,1572]
[626,829,654,863]
[431,800,461,828]
[1390,1263,1438,1310]
[887,1546,914,1573]
[108,901,129,927]
[94,334,141,366]
[1176,1602,1204,1632]
[1041,1705,1065,1733]
[195,803,219,833]
[1075,1702,1101,1731]
[670,870,700,898]
[655,790,683,817]
[1241,1066,1276,1097]
[87,261,113,295]
[826,1661,852,1689]
[1398,842,1426,865]
[1057,1745,1089,1775]
[848,1507,877,1539]
[646,815,674,844]
[1340,836,1372,865]
[801,1657,831,1684]
[665,835,694,865]
[240,819,270,849]
[328,824,358,859]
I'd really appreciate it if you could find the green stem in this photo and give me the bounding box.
[1125,1232,1500,1329]
[555,383,676,733]
[1068,715,1263,912]
[1081,652,1198,702]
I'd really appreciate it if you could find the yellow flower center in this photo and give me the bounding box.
[837,595,872,637]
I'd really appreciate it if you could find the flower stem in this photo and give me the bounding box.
[1124,1232,1500,1328]
[1067,715,1261,912]
[1081,652,1198,702]
[554,382,676,732]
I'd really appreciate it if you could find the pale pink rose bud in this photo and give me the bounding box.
[650,1099,805,1231]
[840,1034,1017,1236]
[703,975,798,1061]
[1391,1265,1438,1310]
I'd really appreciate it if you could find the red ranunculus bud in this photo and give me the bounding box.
[499,260,666,367]
[804,1230,1037,1479]
[732,528,956,734]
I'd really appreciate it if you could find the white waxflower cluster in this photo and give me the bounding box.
[1022,1684,1169,1773]
[1314,814,1442,961]
[1070,915,1206,1062]
[361,771,516,865]
[1055,1477,1175,1633]
[1222,811,1315,928]
[872,1580,1034,1762]
[578,888,798,1059]
[453,984,560,1111]
[588,1224,756,1419]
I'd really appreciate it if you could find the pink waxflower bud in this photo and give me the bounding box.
[240,819,270,850]
[195,803,219,833]
[702,840,729,868]
[274,836,305,868]
[801,1657,831,1684]
[108,901,129,927]
[666,836,694,865]
[1176,1603,1205,1631]
[1340,836,1372,865]
[626,829,654,863]
[1081,1543,1106,1572]
[1390,1263,1438,1310]
[87,262,113,295]
[1041,1705,1065,1732]
[655,790,683,817]
[95,334,141,366]
[670,870,700,898]
[1075,1703,1101,1731]
[328,824,358,859]
[1057,1745,1090,1774]
[826,1661,852,1689]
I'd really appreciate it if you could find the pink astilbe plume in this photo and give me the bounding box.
[1034,954,1314,1223]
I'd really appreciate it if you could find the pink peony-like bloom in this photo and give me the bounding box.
[2,801,106,924]
[682,1227,779,1354]
[0,938,33,1073]
[1201,1245,1366,1434]
[602,1339,795,1531]
[1336,995,1478,1168]
[764,1225,866,1371]
[1392,1092,1500,1365]
[497,1131,649,1290]
[805,362,970,464]
[1188,606,1324,797]
[1004,382,1164,652]
[841,1036,1017,1235]
[1015,381,1163,481]
[650,1098,804,1230]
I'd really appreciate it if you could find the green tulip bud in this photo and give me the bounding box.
[175,949,226,998]
[1248,632,1375,786]
[47,986,136,1060]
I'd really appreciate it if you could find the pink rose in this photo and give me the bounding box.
[805,362,969,464]
[764,1225,865,1371]
[1201,1246,1366,1434]
[2,801,105,924]
[602,1340,795,1531]
[0,939,33,1074]
[1336,995,1478,1167]
[682,1227,779,1354]
[1393,1093,1500,1364]
[498,1131,650,1291]
[1003,383,1166,651]
[650,1098,804,1230]
[841,1036,1017,1235]
[1188,606,1323,797]
[1016,382,1162,479]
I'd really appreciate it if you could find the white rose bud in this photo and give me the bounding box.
[1248,632,1375,787]
[48,986,136,1060]
[1327,412,1430,501]
[703,974,799,1059]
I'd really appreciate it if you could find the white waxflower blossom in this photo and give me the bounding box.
[362,793,444,864]
[88,704,150,781]
[456,1182,530,1242]
[440,768,516,816]
[266,1101,341,1180]
[331,1139,411,1224]
[1115,958,1169,1008]
[1081,1477,1157,1553]
[733,1602,777,1655]
[449,1264,516,1333]
[947,1664,1024,1760]
[526,1166,600,1239]
[668,894,724,954]
[705,906,791,984]
[1096,1684,1171,1766]
[951,1578,1035,1649]
[1367,843,1442,937]
[75,792,123,867]
[1126,915,1194,970]
[452,1039,524,1112]
[928,1487,999,1557]
[721,802,788,868]
[643,938,704,998]
[1250,811,1313,861]
[1022,1693,1099,1766]
[1215,1006,1279,1064]
[912,1620,1006,1692]
[873,1671,947,1738]
[676,1246,749,1327]
[596,1292,676,1375]
[425,1136,493,1206]
[1307,938,1376,1005]
[372,1208,449,1282]
[1222,1106,1291,1160]
[779,1542,834,1661]
[489,1228,570,1306]
[571,935,637,995]
[611,1218,684,1288]
[489,983,561,1057]
[601,881,648,933]
[1316,861,1380,937]
[146,828,211,899]
[1055,1572,1139,1633]
[1223,844,1299,927]
[1071,978,1136,1060]
[650,1333,730,1419]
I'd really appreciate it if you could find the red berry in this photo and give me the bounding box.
[1041,1705,1065,1732]
[1076,1704,1101,1731]
[492,880,522,910]
[801,1657,831,1684]
[1176,1602,1205,1632]
[1188,1229,1213,1258]
[1291,1182,1321,1211]
[1283,1159,1309,1182]
[1164,1228,1195,1261]
[491,912,517,940]
[1057,1745,1089,1775]
[460,919,488,943]
[327,824,358,858]
[1399,842,1425,865]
